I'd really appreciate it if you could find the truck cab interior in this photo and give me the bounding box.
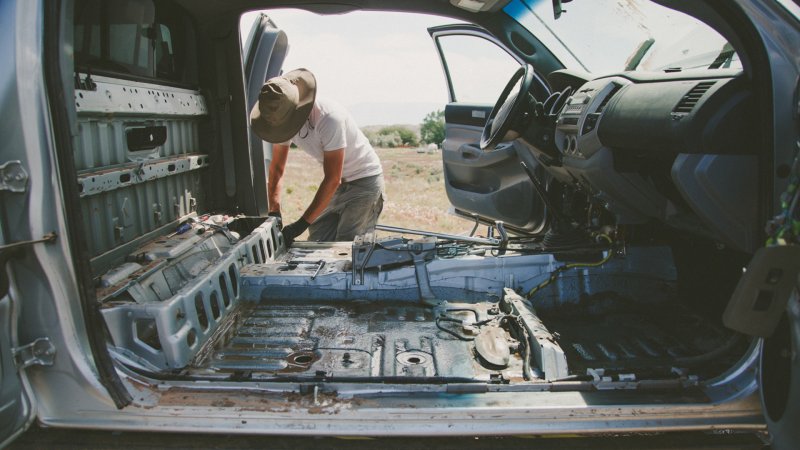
[3,0,797,443]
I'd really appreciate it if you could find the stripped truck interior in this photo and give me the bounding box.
[75,0,754,389]
[3,0,799,445]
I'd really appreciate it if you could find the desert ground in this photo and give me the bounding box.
[278,147,472,239]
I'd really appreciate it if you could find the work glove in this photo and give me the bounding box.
[282,218,310,247]
[267,211,283,229]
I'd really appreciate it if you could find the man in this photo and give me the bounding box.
[250,68,384,245]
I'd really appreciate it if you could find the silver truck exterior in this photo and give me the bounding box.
[1,0,799,448]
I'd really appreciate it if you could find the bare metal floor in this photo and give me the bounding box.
[190,301,525,381]
[540,294,742,376]
[188,296,741,381]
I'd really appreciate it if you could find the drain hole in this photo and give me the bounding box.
[294,355,313,364]
[396,351,429,366]
[287,351,316,366]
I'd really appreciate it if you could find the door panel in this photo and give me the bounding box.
[443,104,492,153]
[443,137,546,231]
[430,26,550,233]
[244,14,288,216]
[445,103,493,128]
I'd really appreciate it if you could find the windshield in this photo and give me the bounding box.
[504,0,741,74]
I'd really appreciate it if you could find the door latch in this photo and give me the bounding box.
[13,337,56,370]
[0,161,28,193]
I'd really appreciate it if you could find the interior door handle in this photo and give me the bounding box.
[460,148,481,159]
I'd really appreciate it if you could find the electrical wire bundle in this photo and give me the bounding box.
[766,150,800,246]
[525,234,615,301]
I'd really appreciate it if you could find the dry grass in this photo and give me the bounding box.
[279,147,472,239]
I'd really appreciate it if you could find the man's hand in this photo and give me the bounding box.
[282,218,310,247]
[268,211,283,229]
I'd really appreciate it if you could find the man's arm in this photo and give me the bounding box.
[281,149,343,245]
[267,144,289,214]
[302,148,344,222]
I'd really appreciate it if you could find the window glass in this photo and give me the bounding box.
[108,24,142,67]
[74,0,185,82]
[505,0,742,74]
[437,35,521,104]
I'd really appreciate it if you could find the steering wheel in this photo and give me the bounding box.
[480,64,536,150]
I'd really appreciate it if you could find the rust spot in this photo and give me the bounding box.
[156,387,356,414]
[211,398,236,408]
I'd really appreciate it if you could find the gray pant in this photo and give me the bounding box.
[308,174,385,242]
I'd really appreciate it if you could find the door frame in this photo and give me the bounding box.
[243,13,289,216]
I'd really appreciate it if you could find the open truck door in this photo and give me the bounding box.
[428,24,549,235]
[243,13,289,216]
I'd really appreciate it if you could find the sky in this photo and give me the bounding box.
[241,10,458,126]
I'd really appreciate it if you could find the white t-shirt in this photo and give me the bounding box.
[284,98,382,182]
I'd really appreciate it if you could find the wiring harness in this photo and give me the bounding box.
[526,234,615,300]
[766,148,800,246]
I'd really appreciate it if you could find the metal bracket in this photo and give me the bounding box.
[0,232,57,298]
[13,337,56,370]
[410,239,437,303]
[351,234,437,289]
[77,154,208,198]
[0,161,29,193]
[500,288,569,381]
[495,220,509,255]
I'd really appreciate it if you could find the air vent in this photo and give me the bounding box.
[596,84,622,114]
[673,81,716,114]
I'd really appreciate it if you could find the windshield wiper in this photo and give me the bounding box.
[708,42,735,69]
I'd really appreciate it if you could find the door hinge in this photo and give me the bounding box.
[0,160,29,193]
[13,337,56,370]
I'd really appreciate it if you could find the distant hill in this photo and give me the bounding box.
[349,101,444,127]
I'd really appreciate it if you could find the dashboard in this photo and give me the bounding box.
[536,69,760,251]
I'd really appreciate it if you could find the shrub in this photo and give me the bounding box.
[365,126,419,147]
[420,110,445,146]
